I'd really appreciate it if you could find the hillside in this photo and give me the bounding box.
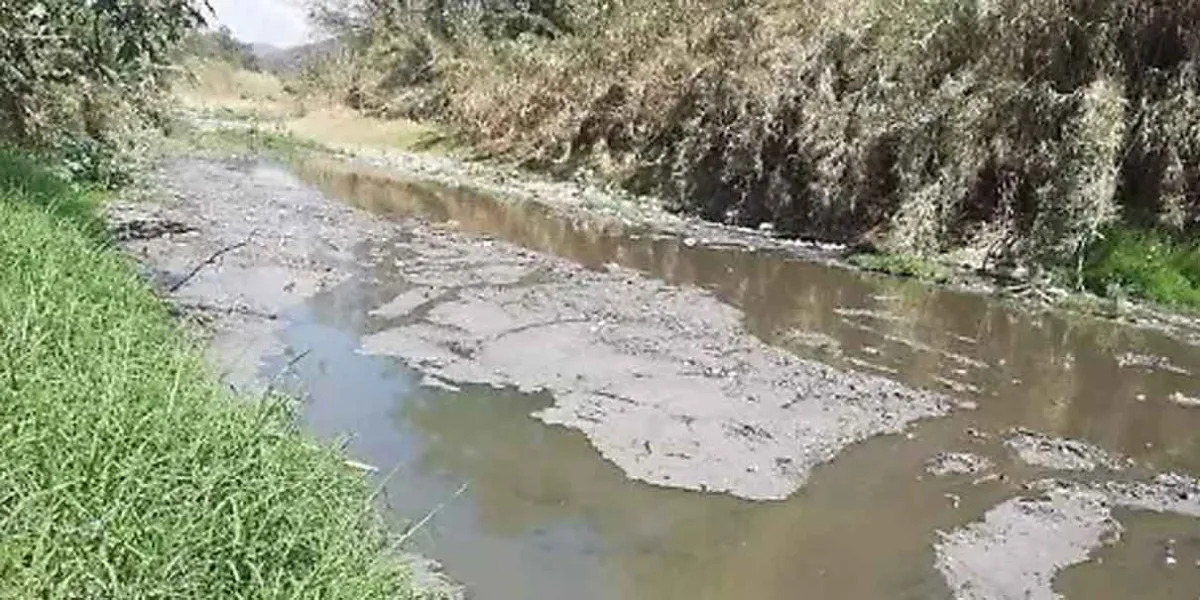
[257,37,343,74]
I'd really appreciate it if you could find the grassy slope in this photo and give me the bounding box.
[0,149,420,598]
[1082,228,1200,309]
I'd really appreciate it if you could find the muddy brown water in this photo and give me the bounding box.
[266,158,1200,599]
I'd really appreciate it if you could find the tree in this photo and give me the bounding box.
[0,0,207,155]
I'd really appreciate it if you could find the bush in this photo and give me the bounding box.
[0,148,423,598]
[312,0,1200,270]
[0,0,205,187]
[1082,227,1200,308]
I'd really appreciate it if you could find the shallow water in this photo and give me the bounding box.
[260,157,1200,599]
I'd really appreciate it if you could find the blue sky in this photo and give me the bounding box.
[207,0,313,48]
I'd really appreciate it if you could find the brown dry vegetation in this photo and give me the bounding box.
[305,0,1200,272]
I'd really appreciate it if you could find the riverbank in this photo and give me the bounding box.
[166,93,1200,352]
[0,148,443,598]
[242,0,1200,320]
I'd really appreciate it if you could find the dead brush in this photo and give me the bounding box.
[317,0,1200,271]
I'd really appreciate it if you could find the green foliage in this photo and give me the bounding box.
[182,26,262,71]
[0,148,424,598]
[312,0,1200,270]
[849,252,952,283]
[1082,227,1200,309]
[177,121,332,160]
[0,0,206,186]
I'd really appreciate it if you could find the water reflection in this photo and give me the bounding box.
[296,158,1200,472]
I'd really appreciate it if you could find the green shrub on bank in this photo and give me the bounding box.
[0,149,419,598]
[849,252,952,283]
[1082,227,1200,309]
[310,0,1200,275]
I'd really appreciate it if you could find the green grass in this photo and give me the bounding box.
[848,252,952,284]
[0,149,423,598]
[1081,227,1200,309]
[163,116,332,162]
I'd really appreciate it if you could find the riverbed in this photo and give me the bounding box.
[112,153,1200,599]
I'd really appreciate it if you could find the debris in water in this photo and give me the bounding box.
[420,374,462,393]
[935,376,981,395]
[834,306,906,323]
[1003,429,1128,472]
[1116,352,1191,376]
[972,473,1002,486]
[345,459,379,473]
[926,451,995,477]
[779,329,842,355]
[845,356,900,375]
[965,427,989,441]
[1169,391,1200,408]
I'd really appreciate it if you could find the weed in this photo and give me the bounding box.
[1081,227,1200,309]
[0,149,424,598]
[171,121,332,161]
[849,252,952,283]
[310,0,1200,271]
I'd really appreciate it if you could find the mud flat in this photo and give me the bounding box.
[109,159,376,390]
[360,256,954,500]
[937,446,1200,600]
[935,487,1120,600]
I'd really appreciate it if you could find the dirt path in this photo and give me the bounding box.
[111,153,1200,599]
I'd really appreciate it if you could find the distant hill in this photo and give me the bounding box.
[255,38,343,75]
[249,43,283,61]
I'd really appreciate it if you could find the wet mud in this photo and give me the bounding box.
[113,154,1200,600]
[935,486,1120,600]
[355,239,952,500]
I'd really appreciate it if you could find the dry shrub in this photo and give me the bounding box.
[321,0,1200,267]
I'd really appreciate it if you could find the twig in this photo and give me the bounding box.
[344,459,379,473]
[168,239,249,293]
[391,483,469,550]
[249,348,313,433]
[263,349,312,399]
[365,459,411,508]
[171,300,278,320]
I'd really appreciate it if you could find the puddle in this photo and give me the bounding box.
[254,158,1200,599]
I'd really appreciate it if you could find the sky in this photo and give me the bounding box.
[207,0,314,48]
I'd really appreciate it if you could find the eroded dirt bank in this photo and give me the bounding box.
[112,155,1200,599]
